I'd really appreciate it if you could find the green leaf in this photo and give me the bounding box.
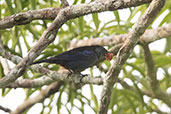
[30,0,37,10]
[81,0,85,3]
[109,88,118,109]
[14,0,22,12]
[26,89,38,99]
[92,13,100,30]
[73,0,79,4]
[49,0,53,7]
[113,10,120,25]
[2,88,11,97]
[123,93,137,114]
[25,25,40,40]
[78,17,84,33]
[127,5,146,23]
[5,0,14,14]
[160,11,171,25]
[21,31,31,50]
[164,37,171,53]
[133,83,145,106]
[57,85,65,114]
[89,84,98,111]
[154,55,171,67]
[0,63,3,79]
[126,62,145,77]
[0,3,1,19]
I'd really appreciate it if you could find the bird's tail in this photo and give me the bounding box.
[31,59,49,65]
[31,58,59,65]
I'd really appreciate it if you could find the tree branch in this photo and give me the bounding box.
[0,36,22,64]
[0,0,152,29]
[69,23,171,48]
[0,57,10,75]
[98,0,166,113]
[10,81,63,114]
[0,33,11,75]
[142,44,159,91]
[5,72,103,88]
[0,8,61,29]
[0,34,51,76]
[0,105,11,113]
[118,79,170,114]
[118,79,154,97]
[142,43,171,107]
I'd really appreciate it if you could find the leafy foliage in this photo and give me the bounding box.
[0,0,170,114]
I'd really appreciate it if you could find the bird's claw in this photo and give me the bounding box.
[66,71,89,83]
[79,74,88,82]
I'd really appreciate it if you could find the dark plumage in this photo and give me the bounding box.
[32,45,113,73]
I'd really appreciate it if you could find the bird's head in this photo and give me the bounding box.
[94,46,114,61]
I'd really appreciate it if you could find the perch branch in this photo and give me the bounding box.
[0,0,155,88]
[5,72,103,88]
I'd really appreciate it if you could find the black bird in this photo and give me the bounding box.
[32,45,114,73]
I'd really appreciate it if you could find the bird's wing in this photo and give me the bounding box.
[53,49,97,61]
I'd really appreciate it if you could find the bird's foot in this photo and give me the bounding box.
[79,74,88,82]
[66,71,89,82]
[67,71,73,78]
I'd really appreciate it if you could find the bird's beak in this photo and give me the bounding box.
[105,53,114,61]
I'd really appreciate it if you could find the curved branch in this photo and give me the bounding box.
[0,35,11,75]
[118,79,170,114]
[98,0,166,113]
[0,105,11,113]
[0,8,61,29]
[0,0,152,29]
[0,37,22,64]
[69,23,171,48]
[142,43,171,107]
[0,57,10,75]
[10,81,63,114]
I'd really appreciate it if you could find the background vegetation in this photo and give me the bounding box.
[0,0,170,114]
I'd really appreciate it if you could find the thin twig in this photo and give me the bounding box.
[0,105,11,112]
[10,81,63,114]
[0,57,10,75]
[0,34,11,75]
[142,43,171,107]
